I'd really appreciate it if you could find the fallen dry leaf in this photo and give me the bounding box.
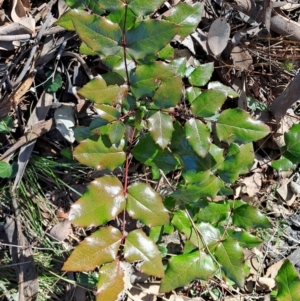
[49,220,72,241]
[241,173,262,197]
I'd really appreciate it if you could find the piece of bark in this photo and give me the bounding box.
[226,0,300,41]
[270,72,300,122]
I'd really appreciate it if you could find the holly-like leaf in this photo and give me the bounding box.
[100,121,125,144]
[73,135,125,170]
[216,109,270,143]
[128,0,165,16]
[78,78,128,106]
[207,81,239,98]
[164,3,204,40]
[153,76,183,108]
[226,229,262,249]
[62,226,122,271]
[276,260,300,301]
[187,63,214,87]
[148,111,174,149]
[185,118,211,157]
[43,71,62,93]
[191,89,227,117]
[96,261,124,301]
[65,0,124,14]
[132,134,177,174]
[58,12,122,56]
[213,238,245,287]
[186,86,202,103]
[284,124,300,158]
[69,176,125,227]
[0,161,12,178]
[197,202,230,224]
[173,174,224,202]
[196,222,221,245]
[126,182,169,227]
[217,143,254,183]
[160,251,217,293]
[126,20,179,60]
[124,229,164,278]
[232,203,271,230]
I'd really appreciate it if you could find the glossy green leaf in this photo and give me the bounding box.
[213,238,245,287]
[91,105,120,128]
[96,261,124,301]
[124,229,164,278]
[171,122,224,172]
[100,121,125,144]
[170,57,187,77]
[164,3,204,39]
[59,12,122,56]
[232,203,271,230]
[186,87,202,103]
[271,156,297,171]
[73,135,125,170]
[78,78,128,106]
[65,0,124,14]
[197,202,230,224]
[188,63,214,87]
[207,81,239,98]
[196,222,221,245]
[148,111,174,149]
[126,182,169,227]
[62,226,122,271]
[173,174,224,202]
[191,89,227,117]
[126,20,179,60]
[185,118,211,157]
[74,126,93,141]
[68,176,125,227]
[172,210,192,233]
[226,229,262,249]
[107,6,136,30]
[216,109,270,143]
[0,115,13,134]
[217,143,254,183]
[276,260,300,301]
[0,161,12,178]
[153,76,183,108]
[128,0,165,16]
[158,44,174,60]
[284,124,300,158]
[160,251,217,293]
[132,134,177,174]
[130,62,177,99]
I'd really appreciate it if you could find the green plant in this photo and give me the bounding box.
[56,1,274,299]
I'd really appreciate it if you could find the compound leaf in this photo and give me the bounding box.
[127,182,169,227]
[164,2,204,39]
[276,260,300,301]
[232,203,271,230]
[213,238,245,287]
[216,109,270,143]
[160,251,217,293]
[126,20,179,60]
[62,226,122,271]
[78,78,128,106]
[148,111,174,149]
[185,118,211,157]
[191,89,227,117]
[73,135,125,170]
[124,229,164,278]
[96,261,124,301]
[69,176,125,227]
